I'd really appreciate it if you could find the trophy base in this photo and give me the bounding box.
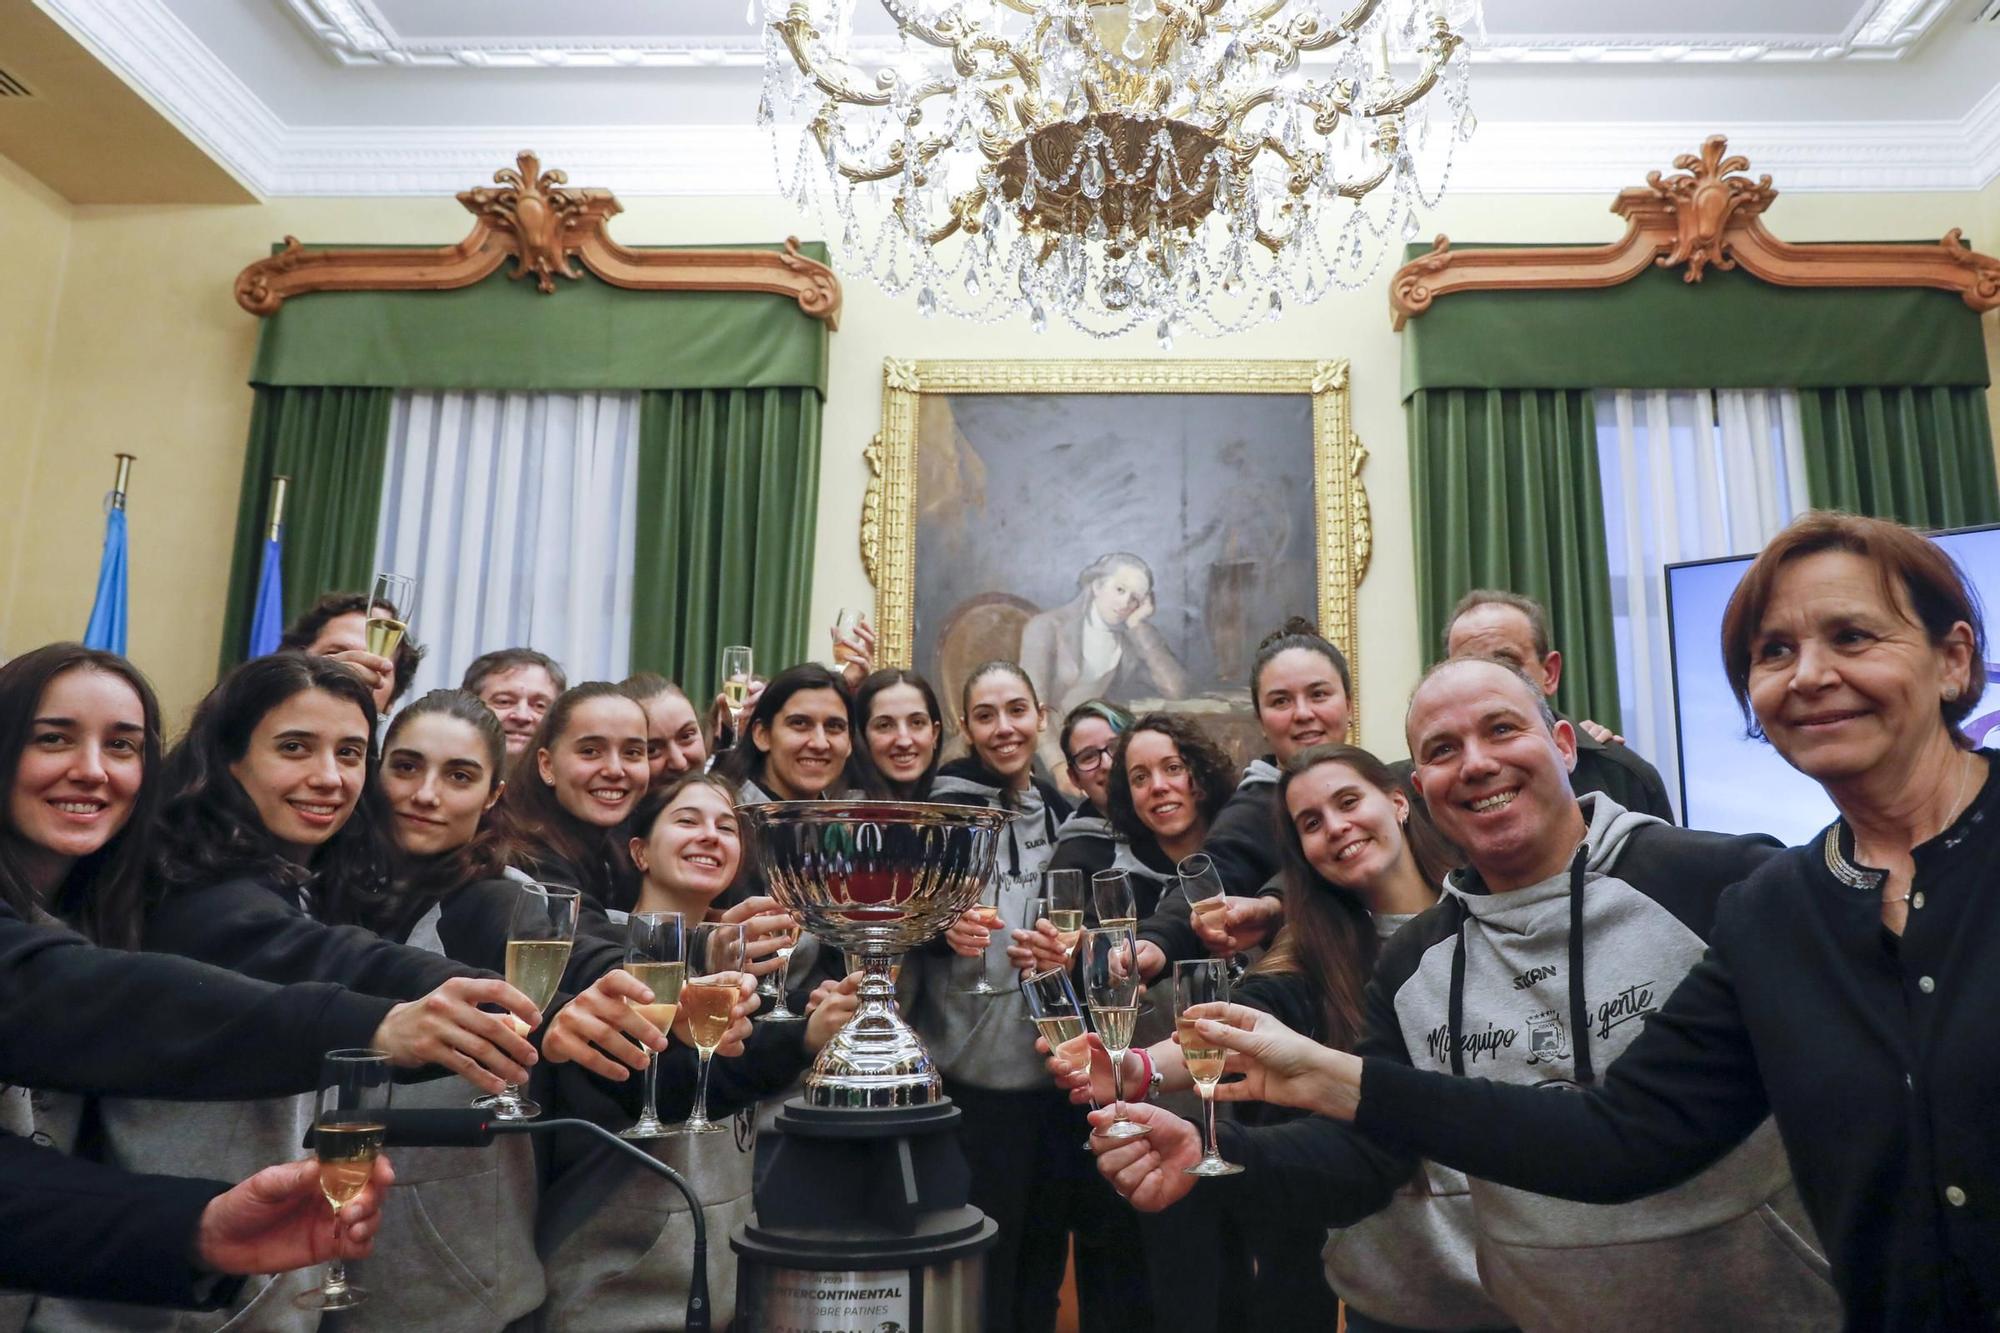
[805,1001,941,1109]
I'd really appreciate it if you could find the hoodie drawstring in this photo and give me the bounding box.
[1566,846,1594,1086]
[1447,846,1593,1083]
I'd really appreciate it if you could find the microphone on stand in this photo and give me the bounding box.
[307,1108,711,1333]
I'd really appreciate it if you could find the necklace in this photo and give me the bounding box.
[1848,754,1981,908]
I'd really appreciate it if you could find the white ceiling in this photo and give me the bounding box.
[28,0,2000,198]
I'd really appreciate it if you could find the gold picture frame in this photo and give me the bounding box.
[859,358,1372,732]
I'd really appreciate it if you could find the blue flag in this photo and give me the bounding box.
[248,534,285,658]
[82,507,129,655]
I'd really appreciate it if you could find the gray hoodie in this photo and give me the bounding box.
[1320,913,1511,1332]
[908,772,1061,1091]
[331,901,545,1333]
[1382,794,1837,1331]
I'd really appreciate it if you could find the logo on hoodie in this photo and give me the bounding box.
[1525,1007,1571,1066]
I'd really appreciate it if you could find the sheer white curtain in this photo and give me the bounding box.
[375,390,642,702]
[1595,388,1809,818]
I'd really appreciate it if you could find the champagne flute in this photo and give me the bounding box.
[677,922,745,1134]
[1092,868,1138,930]
[472,880,579,1120]
[1178,852,1228,926]
[720,645,754,737]
[1044,868,1086,965]
[754,912,805,1024]
[1175,959,1244,1177]
[832,607,867,667]
[1021,964,1094,1102]
[365,572,417,659]
[959,872,1009,996]
[296,1049,391,1310]
[619,911,685,1141]
[1081,926,1150,1141]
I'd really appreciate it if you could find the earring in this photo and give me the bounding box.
[1945,685,1961,702]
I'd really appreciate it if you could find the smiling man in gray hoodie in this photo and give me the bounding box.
[1092,656,1840,1332]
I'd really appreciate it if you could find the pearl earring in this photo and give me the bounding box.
[1945,685,1961,702]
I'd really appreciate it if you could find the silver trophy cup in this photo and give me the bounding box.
[734,800,1007,1109]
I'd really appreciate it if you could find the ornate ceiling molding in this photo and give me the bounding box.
[278,0,1957,68]
[1389,134,2000,328]
[37,0,2000,200]
[234,151,842,327]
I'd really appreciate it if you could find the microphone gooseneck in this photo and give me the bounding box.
[316,1108,711,1333]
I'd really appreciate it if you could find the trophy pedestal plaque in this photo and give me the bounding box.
[730,802,1009,1332]
[732,1101,996,1333]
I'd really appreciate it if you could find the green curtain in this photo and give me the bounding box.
[252,245,830,394]
[1409,387,1623,730]
[1400,248,1992,395]
[628,387,823,707]
[217,386,393,673]
[1799,386,2000,529]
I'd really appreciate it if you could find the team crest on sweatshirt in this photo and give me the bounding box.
[1524,1007,1571,1066]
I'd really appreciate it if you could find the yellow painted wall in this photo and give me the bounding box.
[6,185,1999,743]
[0,152,73,646]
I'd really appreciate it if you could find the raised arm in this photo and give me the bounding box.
[0,903,390,1100]
[1354,942,1771,1204]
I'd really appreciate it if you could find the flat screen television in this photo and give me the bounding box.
[1665,522,2000,847]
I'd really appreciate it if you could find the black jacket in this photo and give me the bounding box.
[0,1135,237,1309]
[144,873,477,998]
[1355,768,2000,1331]
[0,901,397,1310]
[1569,723,1675,823]
[1212,812,1782,1228]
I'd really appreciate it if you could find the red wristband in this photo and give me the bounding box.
[1134,1047,1157,1101]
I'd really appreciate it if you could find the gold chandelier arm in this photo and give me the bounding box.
[776,14,894,107]
[1363,29,1462,116]
[955,35,1044,97]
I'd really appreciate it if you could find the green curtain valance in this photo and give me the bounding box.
[1400,245,1991,398]
[250,242,829,395]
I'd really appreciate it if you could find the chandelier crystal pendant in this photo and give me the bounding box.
[759,0,1480,339]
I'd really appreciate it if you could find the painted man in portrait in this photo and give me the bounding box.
[1019,551,1189,741]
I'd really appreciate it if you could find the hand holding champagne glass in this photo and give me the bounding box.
[1044,868,1087,965]
[473,881,579,1120]
[1174,959,1244,1176]
[1082,926,1150,1141]
[678,922,746,1134]
[958,872,1009,995]
[297,1049,391,1311]
[620,912,685,1140]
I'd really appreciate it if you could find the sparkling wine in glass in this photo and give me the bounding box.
[1082,925,1150,1141]
[473,881,578,1120]
[1044,868,1086,964]
[677,922,744,1134]
[720,644,754,736]
[1175,959,1244,1176]
[296,1048,391,1310]
[1021,964,1094,1106]
[959,872,1010,996]
[365,572,417,659]
[1092,868,1138,930]
[620,911,685,1141]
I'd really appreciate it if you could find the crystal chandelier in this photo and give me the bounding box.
[758,0,1479,341]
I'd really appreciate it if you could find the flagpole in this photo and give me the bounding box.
[268,474,290,540]
[84,454,135,654]
[110,453,135,510]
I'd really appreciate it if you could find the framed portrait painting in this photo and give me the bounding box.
[861,359,1371,766]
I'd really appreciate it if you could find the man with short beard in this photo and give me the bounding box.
[462,648,566,758]
[1091,656,1839,1332]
